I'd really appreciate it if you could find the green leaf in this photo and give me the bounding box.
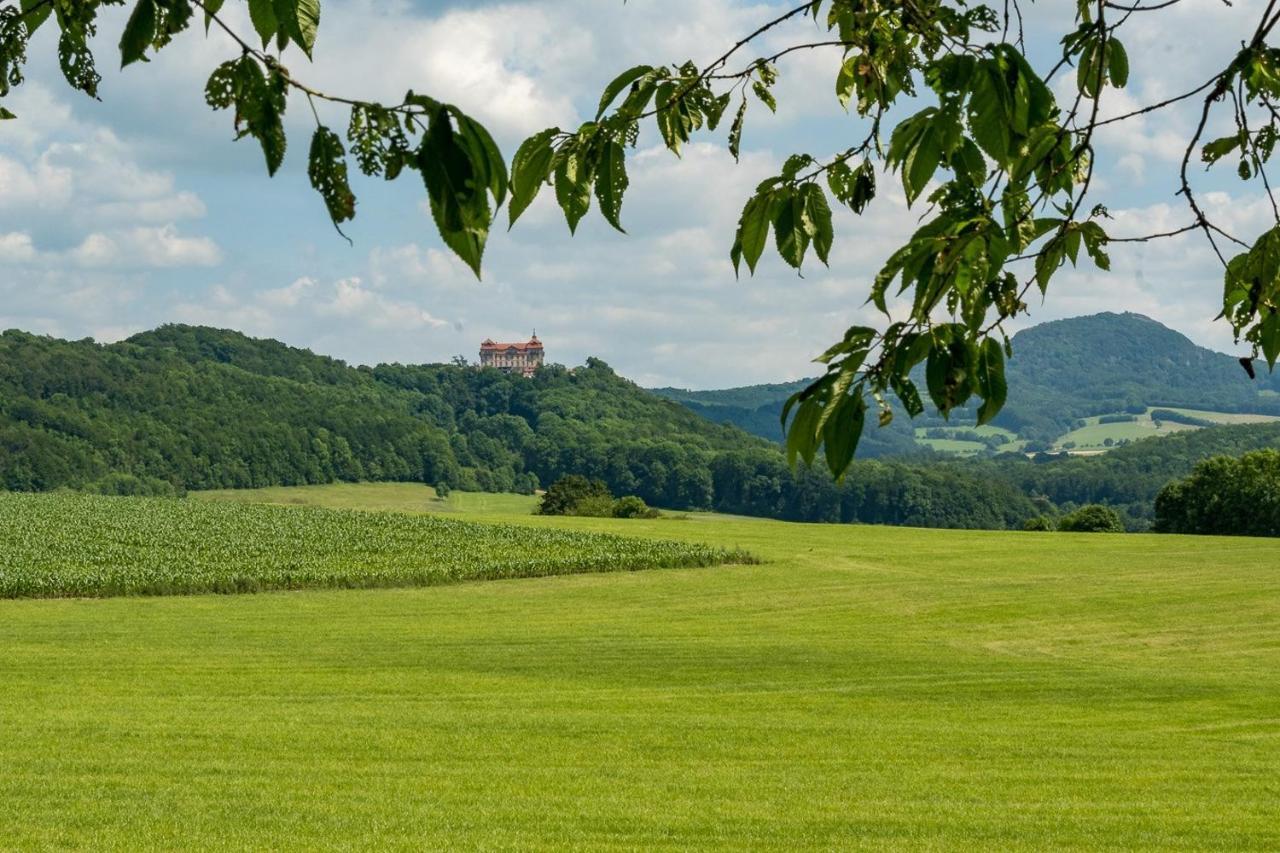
[727,98,747,161]
[835,56,856,110]
[1035,238,1064,293]
[307,125,355,230]
[891,374,924,418]
[903,124,941,204]
[452,109,508,208]
[0,106,15,120]
[508,128,557,228]
[20,0,52,34]
[1076,37,1105,98]
[1080,221,1110,270]
[803,183,833,266]
[247,0,280,49]
[706,91,732,131]
[752,80,776,113]
[952,137,987,187]
[204,60,237,109]
[784,397,822,467]
[925,344,952,416]
[1202,134,1243,165]
[554,150,591,234]
[654,82,685,154]
[1261,312,1280,369]
[925,335,974,418]
[119,0,157,68]
[594,139,628,233]
[731,192,771,276]
[237,59,287,175]
[975,337,1007,425]
[851,160,876,213]
[272,0,321,57]
[596,65,652,119]
[773,190,809,269]
[1107,39,1129,88]
[202,0,226,32]
[58,29,102,99]
[418,107,492,278]
[967,64,1011,165]
[822,392,866,478]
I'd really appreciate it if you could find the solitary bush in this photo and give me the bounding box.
[612,495,660,519]
[1057,504,1125,533]
[539,475,612,516]
[1022,516,1054,532]
[434,482,451,500]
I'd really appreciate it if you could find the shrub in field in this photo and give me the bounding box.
[0,493,746,599]
[570,496,616,518]
[539,475,612,516]
[1057,505,1125,533]
[435,482,452,500]
[1022,516,1054,532]
[612,496,660,519]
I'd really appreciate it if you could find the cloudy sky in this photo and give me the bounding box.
[0,0,1271,387]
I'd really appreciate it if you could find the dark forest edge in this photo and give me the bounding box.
[2,323,1278,533]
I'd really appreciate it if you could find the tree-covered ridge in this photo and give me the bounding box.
[0,326,765,501]
[657,313,1280,447]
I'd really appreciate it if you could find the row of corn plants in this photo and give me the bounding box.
[0,493,745,599]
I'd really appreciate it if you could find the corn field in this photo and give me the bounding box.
[0,493,742,599]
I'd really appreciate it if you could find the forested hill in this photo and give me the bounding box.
[999,312,1280,438]
[0,326,759,504]
[655,312,1280,445]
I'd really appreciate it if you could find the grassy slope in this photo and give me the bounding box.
[1053,408,1280,452]
[3,486,1279,848]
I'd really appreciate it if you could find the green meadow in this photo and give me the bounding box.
[2,484,1278,848]
[1053,408,1280,453]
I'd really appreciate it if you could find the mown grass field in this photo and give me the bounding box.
[3,484,1279,848]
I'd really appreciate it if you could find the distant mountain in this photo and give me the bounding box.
[998,312,1280,438]
[655,312,1280,449]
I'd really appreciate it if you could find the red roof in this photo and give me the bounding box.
[480,337,542,352]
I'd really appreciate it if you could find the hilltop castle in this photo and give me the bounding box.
[479,334,544,378]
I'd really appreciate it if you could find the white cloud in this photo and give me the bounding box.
[0,232,37,262]
[68,226,221,269]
